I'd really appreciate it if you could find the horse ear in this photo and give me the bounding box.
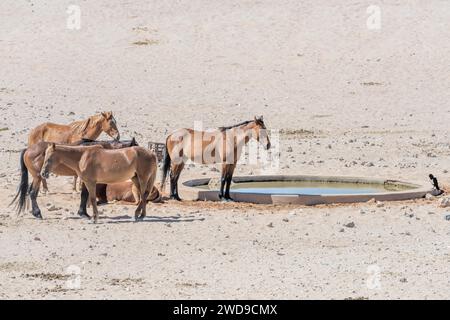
[101,112,107,118]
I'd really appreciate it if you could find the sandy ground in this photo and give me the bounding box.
[0,0,449,299]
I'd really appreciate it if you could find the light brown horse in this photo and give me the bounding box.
[96,181,161,204]
[161,116,271,201]
[28,111,120,191]
[10,139,139,219]
[41,144,157,223]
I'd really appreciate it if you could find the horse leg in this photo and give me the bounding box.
[77,182,91,219]
[130,176,141,205]
[72,176,78,191]
[170,163,184,201]
[218,164,228,200]
[30,178,42,219]
[41,179,49,194]
[131,176,144,220]
[224,164,236,201]
[85,182,99,223]
[78,177,83,192]
[138,172,156,220]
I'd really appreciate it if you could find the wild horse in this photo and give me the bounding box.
[10,138,137,219]
[41,143,157,223]
[28,111,120,192]
[161,116,271,201]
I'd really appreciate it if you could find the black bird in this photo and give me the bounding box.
[429,174,443,195]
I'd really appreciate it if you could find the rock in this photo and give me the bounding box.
[286,146,293,152]
[267,222,274,228]
[359,209,366,214]
[445,215,450,221]
[438,197,450,208]
[34,237,41,241]
[376,201,384,208]
[344,222,355,228]
[47,205,60,211]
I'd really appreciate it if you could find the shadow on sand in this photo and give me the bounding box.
[104,214,205,224]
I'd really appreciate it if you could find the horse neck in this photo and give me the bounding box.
[82,119,103,140]
[54,147,83,171]
[235,123,255,145]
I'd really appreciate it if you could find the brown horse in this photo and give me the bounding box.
[41,144,157,223]
[96,181,161,204]
[10,139,138,219]
[161,116,271,201]
[28,111,120,145]
[28,111,120,191]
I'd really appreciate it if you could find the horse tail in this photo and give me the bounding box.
[10,149,29,214]
[160,138,171,191]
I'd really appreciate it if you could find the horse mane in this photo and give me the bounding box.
[70,114,104,134]
[218,120,253,132]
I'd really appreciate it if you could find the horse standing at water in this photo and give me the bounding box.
[41,143,157,223]
[10,139,138,219]
[28,111,120,191]
[161,116,271,201]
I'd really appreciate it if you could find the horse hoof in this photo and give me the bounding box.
[32,211,43,219]
[77,210,91,219]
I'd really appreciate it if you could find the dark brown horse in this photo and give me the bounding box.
[28,112,120,191]
[161,116,271,201]
[41,144,157,223]
[10,139,138,219]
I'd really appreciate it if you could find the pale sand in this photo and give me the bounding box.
[0,0,449,299]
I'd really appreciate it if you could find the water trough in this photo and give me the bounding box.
[182,175,432,205]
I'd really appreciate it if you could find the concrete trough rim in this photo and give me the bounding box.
[181,174,432,205]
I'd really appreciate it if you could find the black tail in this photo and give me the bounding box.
[10,149,29,214]
[160,141,171,191]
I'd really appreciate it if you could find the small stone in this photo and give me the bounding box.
[344,222,355,228]
[438,197,450,208]
[445,215,450,221]
[34,237,41,241]
[359,209,366,214]
[376,201,384,208]
[425,193,433,200]
[267,222,274,228]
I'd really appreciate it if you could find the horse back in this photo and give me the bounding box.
[28,122,73,145]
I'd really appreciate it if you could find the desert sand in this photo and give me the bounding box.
[0,0,449,299]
